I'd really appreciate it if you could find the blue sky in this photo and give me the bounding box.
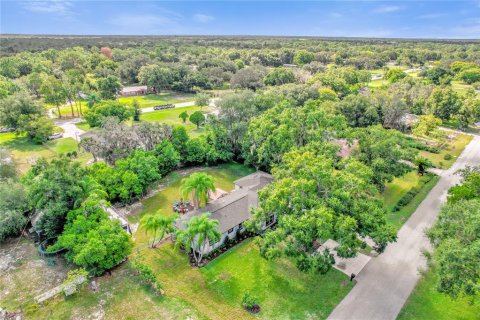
[1,1,480,38]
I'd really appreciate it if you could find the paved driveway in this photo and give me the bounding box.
[328,135,480,320]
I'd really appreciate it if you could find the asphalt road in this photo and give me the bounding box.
[328,134,480,320]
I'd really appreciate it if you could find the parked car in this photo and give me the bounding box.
[0,128,14,133]
[48,133,63,140]
[153,104,175,110]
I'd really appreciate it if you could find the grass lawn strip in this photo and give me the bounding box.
[382,171,441,230]
[118,93,195,109]
[419,132,472,169]
[398,268,480,320]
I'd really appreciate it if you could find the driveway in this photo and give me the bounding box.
[328,134,480,320]
[54,118,85,142]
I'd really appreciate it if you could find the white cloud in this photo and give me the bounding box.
[21,0,73,16]
[373,5,402,14]
[193,14,214,23]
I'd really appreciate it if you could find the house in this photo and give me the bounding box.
[104,206,132,234]
[120,85,148,97]
[331,138,359,158]
[175,171,275,255]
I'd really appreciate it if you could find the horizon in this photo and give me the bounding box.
[1,1,480,39]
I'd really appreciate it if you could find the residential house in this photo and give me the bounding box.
[120,85,148,97]
[175,171,275,255]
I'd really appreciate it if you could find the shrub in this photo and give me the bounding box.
[242,292,260,313]
[393,174,433,211]
[444,153,452,160]
[131,260,163,295]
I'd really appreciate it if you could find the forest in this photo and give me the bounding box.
[0,35,479,319]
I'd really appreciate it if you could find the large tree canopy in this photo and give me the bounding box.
[249,147,396,273]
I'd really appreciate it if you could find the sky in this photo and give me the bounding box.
[1,1,480,39]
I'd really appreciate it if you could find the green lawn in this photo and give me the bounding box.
[0,239,205,320]
[129,163,255,225]
[51,101,88,118]
[0,133,91,172]
[202,239,353,319]
[75,121,93,132]
[140,105,211,137]
[420,133,472,169]
[118,93,194,109]
[384,173,440,230]
[398,269,480,320]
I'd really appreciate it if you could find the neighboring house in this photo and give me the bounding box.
[104,206,132,234]
[331,138,359,158]
[175,171,275,255]
[120,85,148,97]
[400,113,419,129]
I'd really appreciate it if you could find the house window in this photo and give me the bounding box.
[228,228,234,234]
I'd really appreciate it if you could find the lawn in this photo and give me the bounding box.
[140,105,212,137]
[129,163,255,225]
[419,132,472,169]
[398,269,480,320]
[0,239,205,320]
[0,133,91,172]
[383,172,440,230]
[118,92,195,109]
[51,101,88,118]
[202,239,354,319]
[128,163,353,319]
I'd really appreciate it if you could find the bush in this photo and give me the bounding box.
[131,260,163,295]
[444,153,452,160]
[393,174,433,211]
[242,292,260,313]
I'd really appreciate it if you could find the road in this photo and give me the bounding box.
[328,134,480,320]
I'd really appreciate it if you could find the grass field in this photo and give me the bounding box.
[0,239,206,320]
[420,132,472,169]
[8,163,353,319]
[201,239,354,319]
[383,172,440,230]
[398,269,480,320]
[129,163,255,225]
[118,93,195,109]
[130,163,353,319]
[140,105,212,137]
[0,133,91,172]
[51,101,88,118]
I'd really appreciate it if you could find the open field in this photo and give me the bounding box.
[202,239,353,319]
[118,93,195,109]
[140,105,212,137]
[419,132,472,169]
[398,269,480,320]
[0,133,91,172]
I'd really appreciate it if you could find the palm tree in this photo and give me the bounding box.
[180,172,216,208]
[140,214,157,247]
[175,213,221,266]
[140,212,177,248]
[154,213,177,246]
[414,156,433,175]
